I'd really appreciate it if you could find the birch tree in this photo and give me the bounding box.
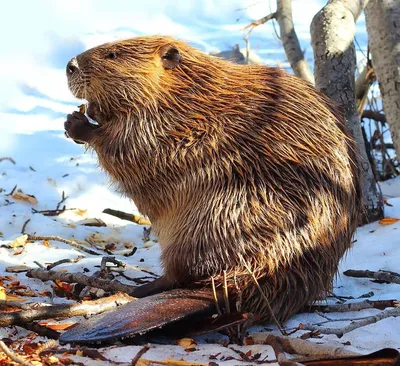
[365,0,400,157]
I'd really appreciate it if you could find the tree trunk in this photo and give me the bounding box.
[365,0,400,157]
[311,0,383,223]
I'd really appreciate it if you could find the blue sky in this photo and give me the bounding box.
[0,0,366,150]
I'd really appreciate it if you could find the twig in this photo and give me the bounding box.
[34,261,45,269]
[250,333,359,359]
[243,261,286,335]
[305,299,399,313]
[242,12,277,33]
[0,341,33,366]
[21,219,31,234]
[301,307,400,337]
[32,208,77,216]
[344,269,400,284]
[26,235,101,256]
[47,256,84,270]
[0,157,16,165]
[26,268,138,294]
[0,293,135,326]
[56,191,68,211]
[131,345,150,366]
[103,208,151,225]
[7,184,17,196]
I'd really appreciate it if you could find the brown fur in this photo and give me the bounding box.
[66,36,361,322]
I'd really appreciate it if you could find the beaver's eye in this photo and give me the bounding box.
[105,51,118,60]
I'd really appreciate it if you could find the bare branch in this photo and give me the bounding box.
[26,268,138,294]
[276,0,314,84]
[344,269,400,284]
[0,293,135,326]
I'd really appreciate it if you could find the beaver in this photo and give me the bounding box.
[64,35,361,325]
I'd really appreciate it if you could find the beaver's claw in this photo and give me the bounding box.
[64,111,98,144]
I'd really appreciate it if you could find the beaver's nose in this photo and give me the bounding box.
[66,58,79,75]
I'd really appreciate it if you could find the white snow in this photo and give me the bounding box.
[0,0,397,364]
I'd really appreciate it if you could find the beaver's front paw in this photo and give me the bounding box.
[64,111,98,144]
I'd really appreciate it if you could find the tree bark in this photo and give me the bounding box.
[311,0,383,223]
[276,0,315,84]
[365,0,400,157]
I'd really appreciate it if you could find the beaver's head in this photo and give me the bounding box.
[66,36,188,123]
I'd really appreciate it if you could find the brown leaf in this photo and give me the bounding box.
[379,217,400,225]
[38,322,76,331]
[12,191,38,204]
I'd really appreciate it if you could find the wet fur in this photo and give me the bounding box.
[67,36,361,322]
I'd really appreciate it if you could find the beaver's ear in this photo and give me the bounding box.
[160,46,181,70]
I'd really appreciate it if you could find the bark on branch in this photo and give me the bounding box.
[26,268,138,294]
[276,0,314,84]
[311,0,383,223]
[0,293,134,326]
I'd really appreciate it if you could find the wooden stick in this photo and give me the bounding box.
[26,235,101,256]
[0,341,33,366]
[26,268,138,294]
[0,293,135,326]
[344,269,400,284]
[103,208,151,225]
[301,307,400,336]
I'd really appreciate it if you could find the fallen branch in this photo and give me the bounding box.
[26,268,137,294]
[250,333,359,360]
[301,307,400,337]
[131,345,151,366]
[26,235,101,256]
[0,341,33,366]
[47,256,84,270]
[0,293,135,326]
[344,269,400,284]
[306,299,399,313]
[103,208,151,226]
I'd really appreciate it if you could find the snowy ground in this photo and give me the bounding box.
[1,130,400,364]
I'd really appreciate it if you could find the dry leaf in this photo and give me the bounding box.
[379,217,400,225]
[0,286,6,300]
[6,265,30,273]
[43,240,51,247]
[9,234,28,248]
[38,322,76,331]
[176,338,197,348]
[12,191,38,204]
